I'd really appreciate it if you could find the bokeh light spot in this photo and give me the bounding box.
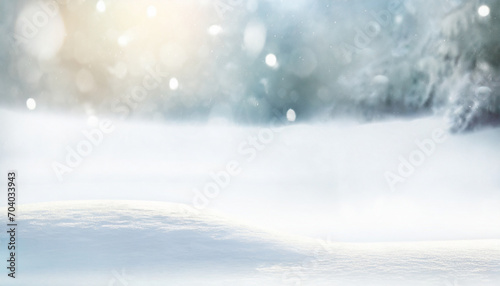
[286,109,296,122]
[478,5,490,17]
[265,53,277,67]
[169,78,179,90]
[208,25,223,36]
[26,98,36,110]
[147,6,157,18]
[96,0,106,13]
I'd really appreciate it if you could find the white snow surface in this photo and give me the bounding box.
[0,200,499,285]
[1,109,499,241]
[0,110,500,284]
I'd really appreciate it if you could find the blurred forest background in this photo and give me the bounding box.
[0,0,499,132]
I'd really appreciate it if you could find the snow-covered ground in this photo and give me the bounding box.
[0,201,499,286]
[1,109,500,284]
[1,109,499,240]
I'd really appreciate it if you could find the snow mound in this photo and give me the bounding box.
[2,201,307,285]
[1,201,499,285]
[18,201,306,266]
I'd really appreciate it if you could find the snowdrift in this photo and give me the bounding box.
[0,201,499,285]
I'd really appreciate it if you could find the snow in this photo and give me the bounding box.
[0,0,499,283]
[1,109,499,243]
[0,201,499,285]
